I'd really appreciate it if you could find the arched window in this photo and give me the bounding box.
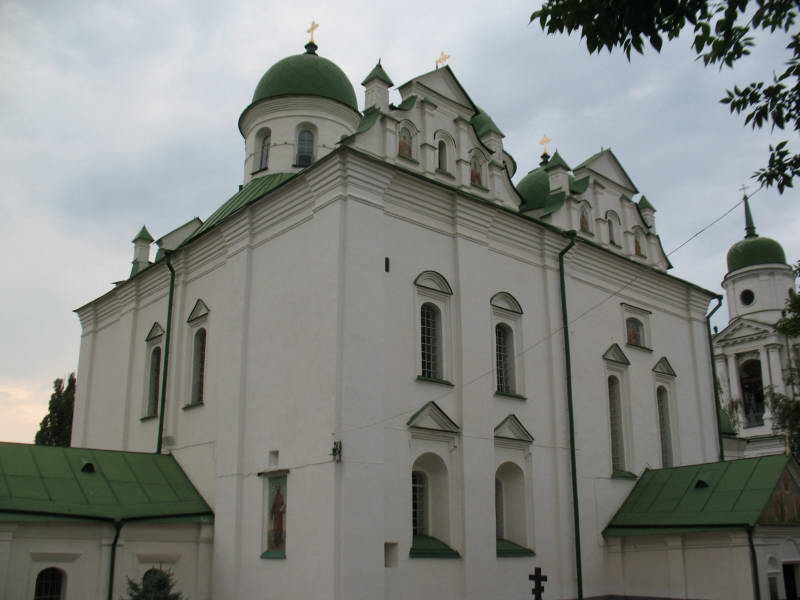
[259,131,271,171]
[495,462,530,550]
[495,323,515,394]
[606,210,620,245]
[412,471,428,536]
[147,346,161,417]
[656,386,673,467]
[296,129,314,167]
[470,154,483,187]
[626,317,645,347]
[634,230,647,257]
[420,303,442,380]
[437,140,447,171]
[580,208,592,234]
[495,478,504,539]
[398,127,413,159]
[740,359,765,427]
[191,328,207,405]
[608,375,625,472]
[34,567,65,600]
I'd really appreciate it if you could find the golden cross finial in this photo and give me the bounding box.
[435,51,451,68]
[307,20,319,42]
[539,134,552,155]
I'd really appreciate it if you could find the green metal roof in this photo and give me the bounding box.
[470,106,504,138]
[543,150,570,171]
[393,95,417,111]
[0,443,211,522]
[638,195,656,212]
[355,107,381,135]
[188,172,297,241]
[361,61,393,87]
[132,226,153,243]
[604,455,791,536]
[247,42,358,114]
[409,535,460,558]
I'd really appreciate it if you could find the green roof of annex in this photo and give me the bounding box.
[0,442,211,523]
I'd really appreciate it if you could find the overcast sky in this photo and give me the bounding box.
[1,0,798,444]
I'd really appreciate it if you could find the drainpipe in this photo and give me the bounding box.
[558,231,583,600]
[705,295,724,461]
[747,525,762,600]
[107,521,123,600]
[156,252,176,454]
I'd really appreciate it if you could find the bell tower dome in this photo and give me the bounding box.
[238,40,360,184]
[722,197,794,322]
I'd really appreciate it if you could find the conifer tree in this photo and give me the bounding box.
[125,568,185,600]
[34,373,76,447]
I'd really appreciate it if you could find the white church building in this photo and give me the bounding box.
[2,36,800,600]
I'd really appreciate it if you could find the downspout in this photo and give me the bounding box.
[107,520,123,600]
[705,295,724,461]
[747,525,762,600]
[156,252,176,454]
[558,231,583,600]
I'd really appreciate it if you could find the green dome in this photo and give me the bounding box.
[727,236,787,272]
[250,42,358,113]
[726,197,787,273]
[516,166,550,211]
[471,106,503,138]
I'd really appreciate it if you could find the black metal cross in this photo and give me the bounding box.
[529,567,547,600]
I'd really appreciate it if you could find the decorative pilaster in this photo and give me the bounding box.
[768,344,785,396]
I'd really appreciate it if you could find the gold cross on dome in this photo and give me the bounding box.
[539,134,552,155]
[307,20,319,42]
[435,51,451,68]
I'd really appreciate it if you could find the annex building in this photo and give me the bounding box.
[2,35,800,600]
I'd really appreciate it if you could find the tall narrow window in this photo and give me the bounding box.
[496,323,515,394]
[420,303,441,379]
[437,140,447,171]
[495,478,504,539]
[191,328,207,405]
[608,375,625,472]
[606,211,620,245]
[412,471,427,536]
[470,154,483,186]
[398,127,412,159]
[296,129,314,167]
[259,132,271,171]
[657,386,673,467]
[34,567,65,600]
[147,346,162,417]
[580,208,592,233]
[635,231,646,257]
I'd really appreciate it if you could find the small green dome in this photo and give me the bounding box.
[726,197,787,273]
[250,42,358,113]
[471,106,503,138]
[727,236,787,272]
[516,166,550,211]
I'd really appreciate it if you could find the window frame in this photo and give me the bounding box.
[621,303,653,352]
[606,210,621,247]
[579,202,593,235]
[189,327,207,407]
[604,363,634,479]
[415,272,453,385]
[260,470,289,559]
[491,293,524,399]
[295,124,316,168]
[143,343,162,420]
[33,567,66,600]
[259,130,271,171]
[656,384,674,467]
[469,151,486,189]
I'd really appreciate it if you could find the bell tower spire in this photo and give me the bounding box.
[744,195,757,239]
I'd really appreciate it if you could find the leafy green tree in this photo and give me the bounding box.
[124,568,185,600]
[34,373,76,447]
[530,0,800,192]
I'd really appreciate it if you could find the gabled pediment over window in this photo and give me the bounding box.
[187,299,210,323]
[714,318,774,346]
[653,357,677,377]
[145,322,164,341]
[407,401,460,433]
[402,65,475,112]
[603,343,630,366]
[494,414,534,443]
[574,148,638,193]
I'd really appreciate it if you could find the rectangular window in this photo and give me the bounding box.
[262,472,288,558]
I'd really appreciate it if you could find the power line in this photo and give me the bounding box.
[332,189,753,438]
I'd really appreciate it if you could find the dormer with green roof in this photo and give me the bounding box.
[362,60,393,112]
[130,225,153,278]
